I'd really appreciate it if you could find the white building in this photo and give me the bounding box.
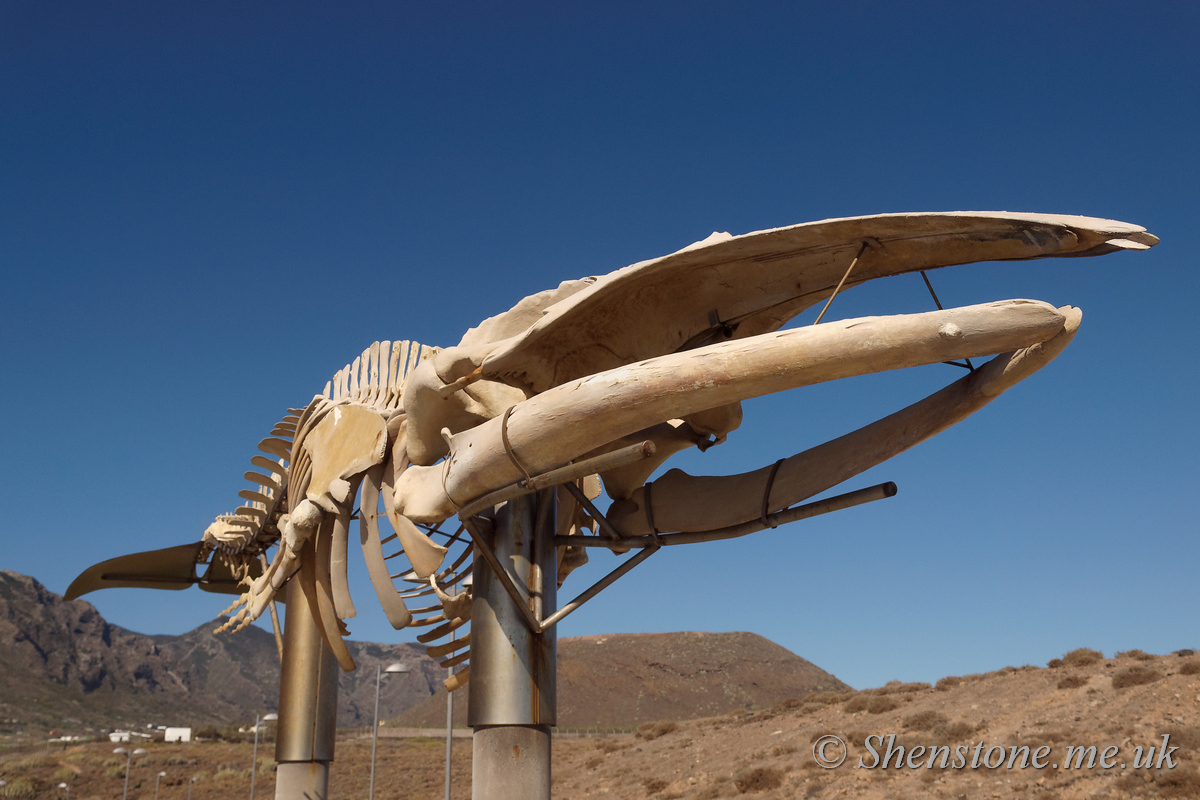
[109,730,131,743]
[164,727,192,743]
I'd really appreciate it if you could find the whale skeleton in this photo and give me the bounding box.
[67,211,1156,686]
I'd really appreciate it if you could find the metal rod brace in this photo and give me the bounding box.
[556,481,898,549]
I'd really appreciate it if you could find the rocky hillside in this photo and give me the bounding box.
[0,570,440,734]
[398,631,849,729]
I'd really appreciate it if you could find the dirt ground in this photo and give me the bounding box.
[3,649,1198,799]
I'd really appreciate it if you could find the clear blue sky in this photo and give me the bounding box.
[2,1,1196,692]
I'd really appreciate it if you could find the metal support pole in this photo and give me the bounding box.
[251,714,261,800]
[369,665,382,800]
[275,574,339,800]
[444,681,454,800]
[444,577,457,800]
[469,489,556,800]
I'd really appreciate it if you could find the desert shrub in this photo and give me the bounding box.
[51,768,76,781]
[584,755,603,770]
[1023,729,1078,747]
[637,721,679,740]
[843,695,869,713]
[1159,726,1200,751]
[1178,659,1200,675]
[193,726,222,741]
[733,766,783,793]
[1063,648,1104,667]
[904,710,949,731]
[692,781,731,800]
[1057,675,1089,689]
[805,690,854,705]
[869,696,900,713]
[8,756,54,771]
[1117,649,1156,661]
[595,738,627,754]
[872,680,931,695]
[1047,658,1065,668]
[1112,665,1161,689]
[0,778,35,798]
[932,721,977,743]
[105,765,126,778]
[220,725,248,743]
[213,767,241,781]
[1121,765,1200,798]
[934,676,961,691]
[643,777,669,794]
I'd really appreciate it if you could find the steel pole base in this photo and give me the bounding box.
[276,762,330,800]
[472,725,551,800]
[469,490,557,800]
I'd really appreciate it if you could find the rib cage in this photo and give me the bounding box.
[209,338,475,687]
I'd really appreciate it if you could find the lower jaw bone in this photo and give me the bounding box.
[394,299,1070,524]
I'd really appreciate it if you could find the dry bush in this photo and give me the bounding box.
[638,721,679,740]
[1178,659,1200,675]
[805,690,854,705]
[733,766,783,793]
[1112,665,1161,689]
[1063,648,1104,667]
[594,738,627,754]
[51,768,75,782]
[0,778,35,798]
[903,710,949,731]
[1161,725,1200,751]
[1023,729,1079,747]
[643,777,669,794]
[692,779,732,800]
[866,696,899,714]
[1057,675,1089,689]
[844,694,899,714]
[872,680,931,695]
[930,721,977,744]
[1117,648,1156,661]
[584,755,603,770]
[1047,658,1065,668]
[1121,765,1200,798]
[934,676,962,691]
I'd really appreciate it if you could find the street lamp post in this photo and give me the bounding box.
[445,573,470,800]
[370,662,410,800]
[154,771,167,800]
[112,747,146,800]
[58,782,70,799]
[187,776,198,800]
[250,712,278,800]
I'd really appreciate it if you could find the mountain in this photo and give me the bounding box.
[0,571,848,737]
[0,570,441,734]
[398,631,849,729]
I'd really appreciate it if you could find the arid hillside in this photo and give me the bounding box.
[399,631,848,730]
[550,647,1200,800]
[4,648,1199,799]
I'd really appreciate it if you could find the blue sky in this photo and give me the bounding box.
[2,1,1196,692]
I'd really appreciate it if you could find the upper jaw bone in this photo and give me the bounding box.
[394,299,1067,524]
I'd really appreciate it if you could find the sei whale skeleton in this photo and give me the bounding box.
[67,211,1157,689]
